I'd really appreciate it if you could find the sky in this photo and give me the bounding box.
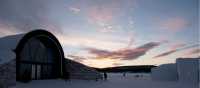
[0,0,199,68]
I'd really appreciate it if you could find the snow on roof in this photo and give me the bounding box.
[0,34,25,65]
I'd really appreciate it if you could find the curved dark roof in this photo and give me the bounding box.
[0,29,65,66]
[14,29,65,62]
[15,29,64,55]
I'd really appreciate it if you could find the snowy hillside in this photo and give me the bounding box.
[0,34,24,65]
[0,35,23,88]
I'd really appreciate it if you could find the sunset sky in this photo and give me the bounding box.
[0,0,199,68]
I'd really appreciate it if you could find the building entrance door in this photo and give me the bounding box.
[31,64,41,80]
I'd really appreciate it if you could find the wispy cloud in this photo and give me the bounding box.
[112,63,124,66]
[84,0,136,33]
[69,7,81,14]
[154,49,177,58]
[67,55,87,62]
[86,42,161,60]
[170,43,186,50]
[185,48,200,56]
[0,22,24,37]
[154,44,199,58]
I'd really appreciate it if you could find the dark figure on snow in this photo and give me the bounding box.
[123,72,126,77]
[103,72,107,80]
[22,69,31,83]
[64,70,70,81]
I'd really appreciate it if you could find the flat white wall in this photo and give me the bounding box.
[176,58,199,84]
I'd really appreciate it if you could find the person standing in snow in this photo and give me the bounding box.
[123,72,126,77]
[64,70,70,81]
[103,72,107,80]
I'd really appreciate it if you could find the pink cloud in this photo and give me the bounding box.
[86,0,133,22]
[88,6,113,23]
[85,0,136,32]
[170,43,187,50]
[160,17,188,32]
[0,22,22,36]
[185,48,200,56]
[87,6,116,33]
[86,42,161,60]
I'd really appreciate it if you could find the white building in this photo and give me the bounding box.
[151,58,200,85]
[176,58,199,84]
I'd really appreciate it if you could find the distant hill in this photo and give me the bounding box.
[94,65,157,73]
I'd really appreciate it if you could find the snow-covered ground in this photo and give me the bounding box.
[15,73,198,88]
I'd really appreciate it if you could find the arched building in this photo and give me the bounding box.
[15,30,66,81]
[0,30,67,82]
[0,29,102,87]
